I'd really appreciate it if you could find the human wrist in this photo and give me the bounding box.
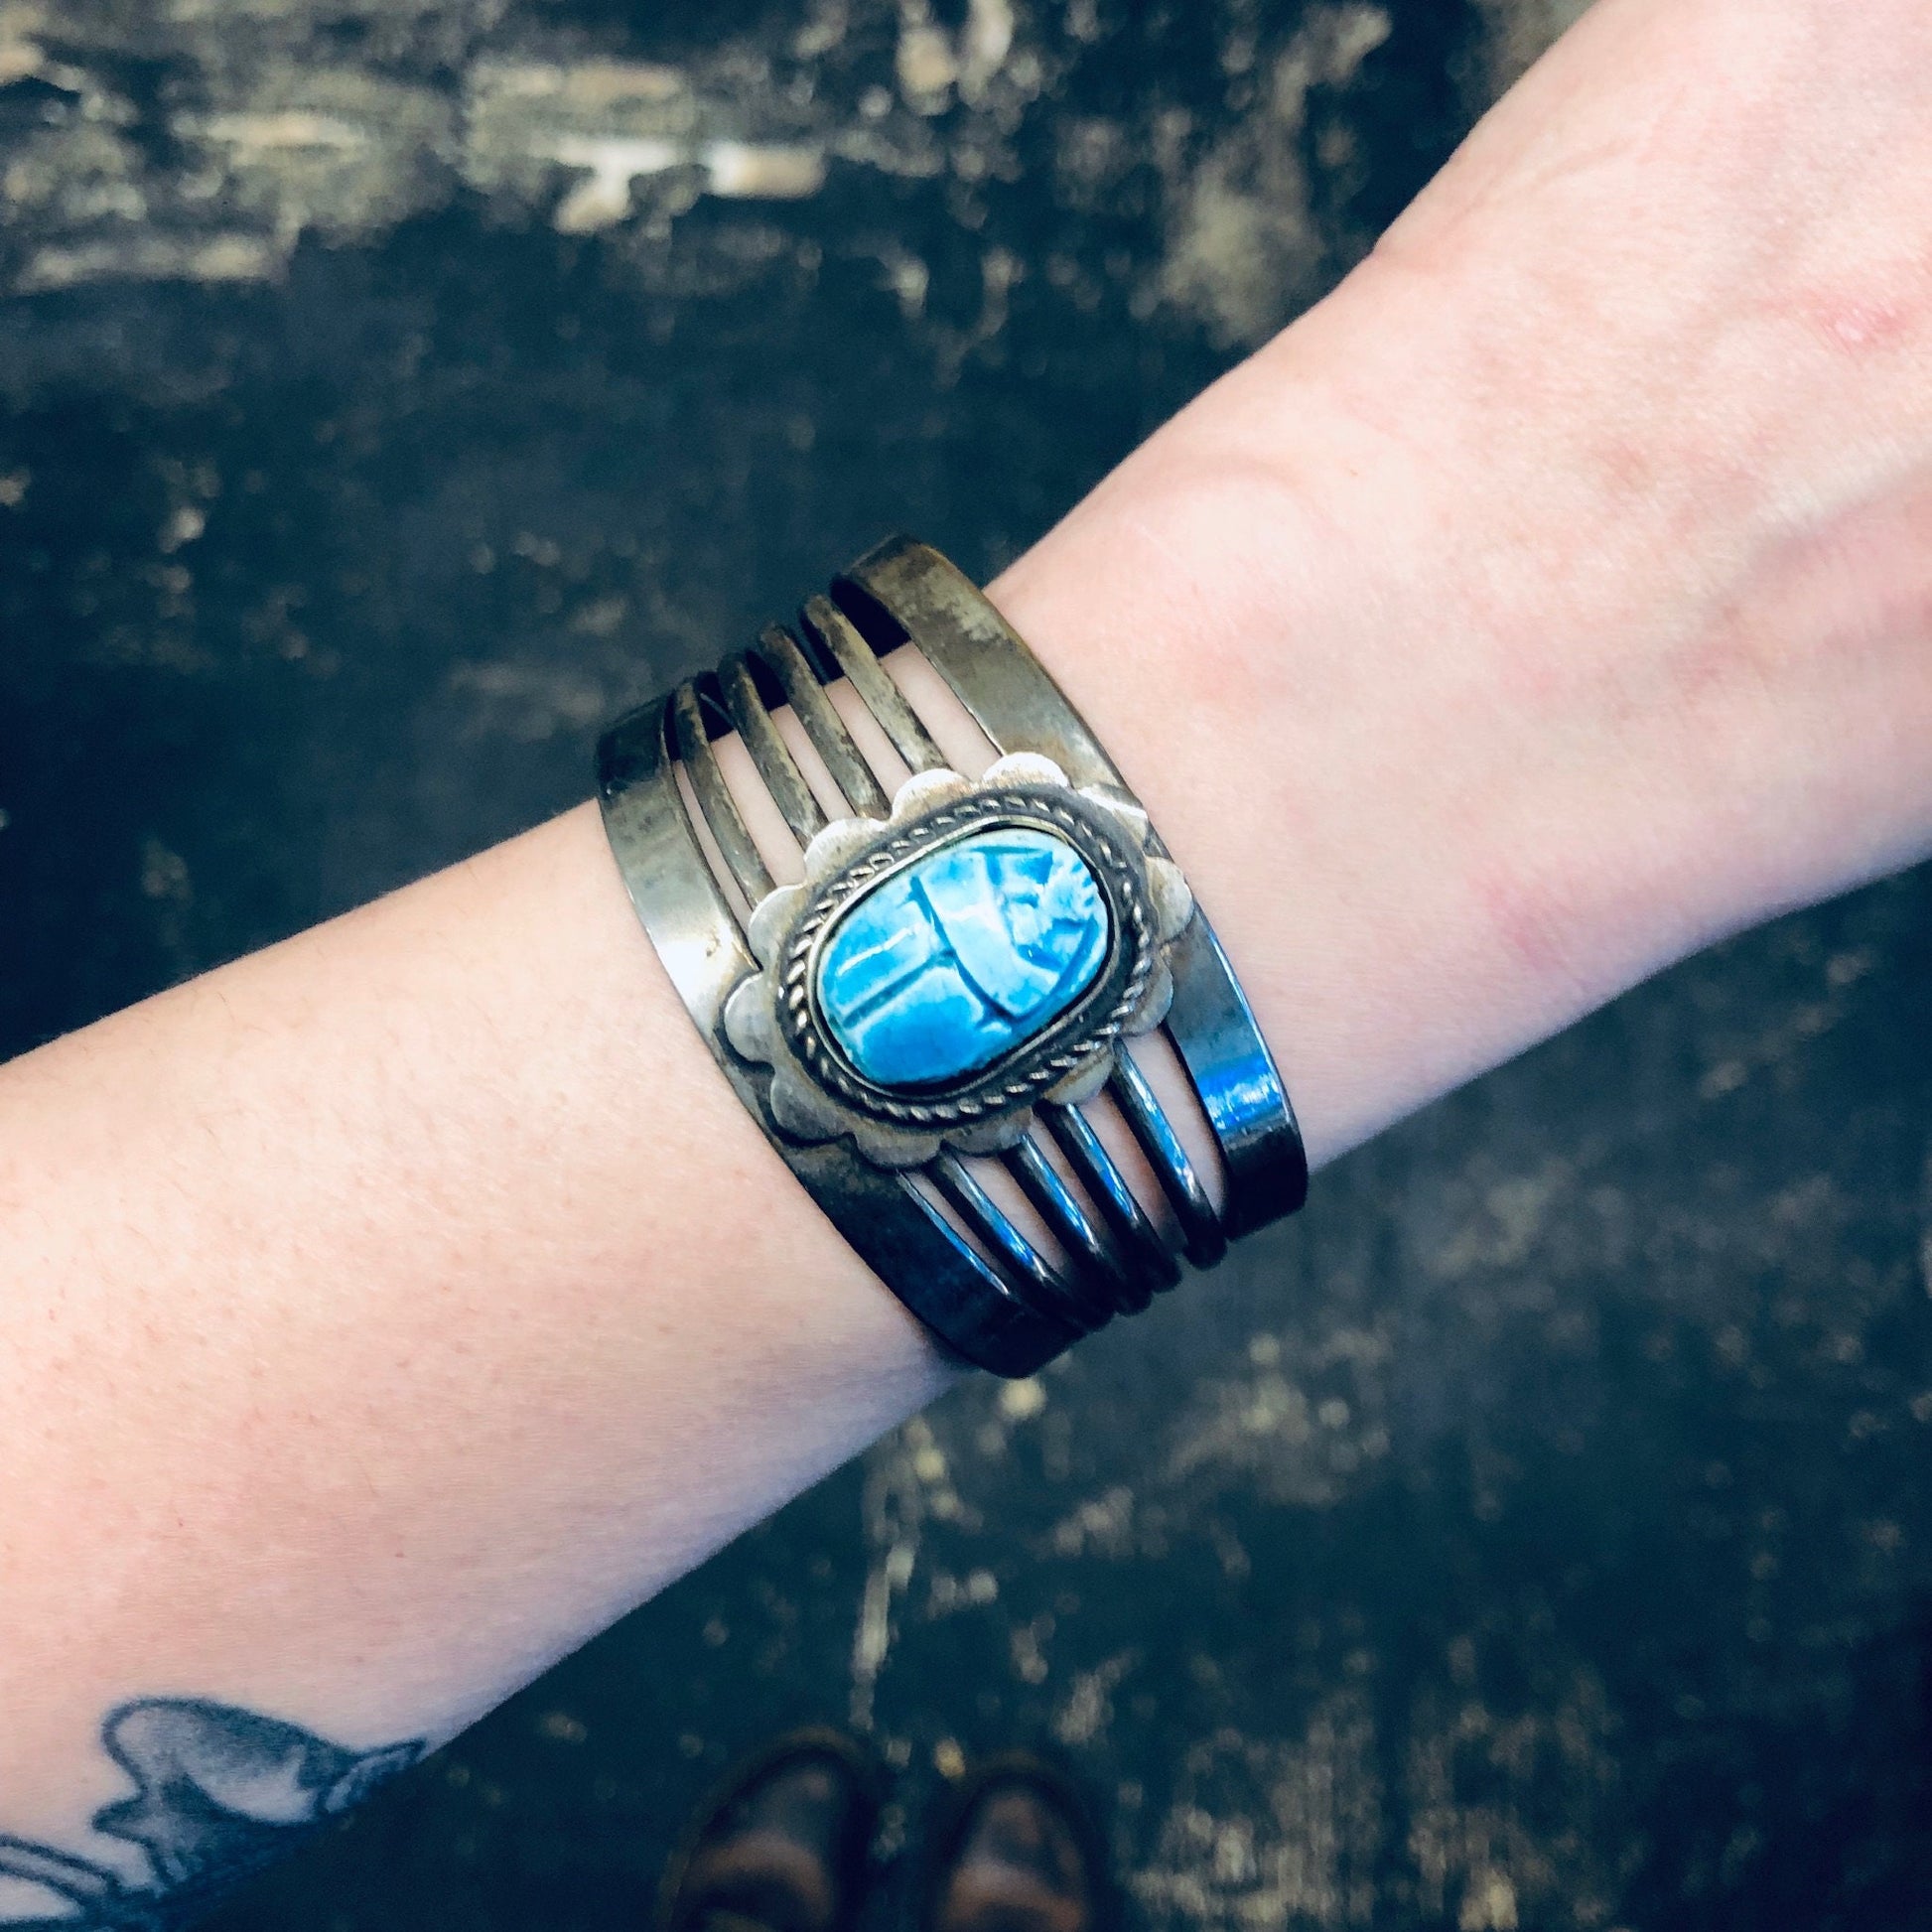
[988,265,1911,1168]
[981,0,1932,1167]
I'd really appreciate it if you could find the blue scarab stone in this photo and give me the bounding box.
[816,827,1112,1090]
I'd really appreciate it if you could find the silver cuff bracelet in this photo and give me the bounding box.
[596,536,1307,1376]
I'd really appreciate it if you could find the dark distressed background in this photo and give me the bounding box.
[3,2,1930,1928]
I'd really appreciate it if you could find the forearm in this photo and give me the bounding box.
[0,798,942,1833]
[4,0,1930,1908]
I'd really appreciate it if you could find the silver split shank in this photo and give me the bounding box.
[596,536,1308,1376]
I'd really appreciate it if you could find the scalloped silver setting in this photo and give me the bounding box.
[722,753,1194,1168]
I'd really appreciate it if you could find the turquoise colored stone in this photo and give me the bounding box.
[816,827,1111,1090]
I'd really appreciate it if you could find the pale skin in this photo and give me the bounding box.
[2,0,1930,1915]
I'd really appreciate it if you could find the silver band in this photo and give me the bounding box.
[596,536,1307,1375]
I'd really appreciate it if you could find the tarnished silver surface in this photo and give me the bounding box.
[753,623,894,821]
[599,697,1070,1378]
[597,535,1307,1374]
[838,538,1309,1240]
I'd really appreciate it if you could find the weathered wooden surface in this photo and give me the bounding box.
[2,3,1928,1929]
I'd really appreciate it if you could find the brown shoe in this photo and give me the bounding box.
[917,1753,1112,1932]
[656,1727,882,1932]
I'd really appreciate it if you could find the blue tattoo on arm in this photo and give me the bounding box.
[0,1702,424,1931]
